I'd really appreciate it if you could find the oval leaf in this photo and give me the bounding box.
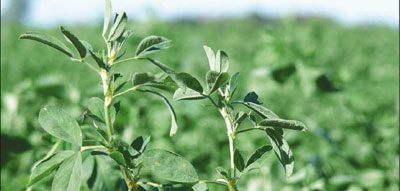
[234,149,245,172]
[265,128,294,177]
[39,106,82,146]
[27,151,75,187]
[142,149,199,183]
[51,152,82,191]
[136,36,171,57]
[259,119,307,131]
[245,145,272,168]
[177,73,203,93]
[60,26,86,58]
[109,151,127,166]
[87,97,116,123]
[173,88,206,101]
[19,32,73,57]
[203,45,216,71]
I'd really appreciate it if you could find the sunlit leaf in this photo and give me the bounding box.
[19,32,73,57]
[259,119,307,131]
[136,36,171,57]
[246,145,272,167]
[60,26,86,58]
[51,152,82,191]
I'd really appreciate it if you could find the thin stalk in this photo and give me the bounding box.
[113,56,139,66]
[80,145,108,152]
[236,126,266,134]
[71,58,100,75]
[112,86,138,99]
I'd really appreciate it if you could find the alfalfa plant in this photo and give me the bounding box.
[171,46,308,191]
[20,0,208,191]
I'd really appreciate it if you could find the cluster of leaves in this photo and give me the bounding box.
[18,1,310,191]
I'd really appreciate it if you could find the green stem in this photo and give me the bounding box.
[104,103,113,141]
[80,145,108,152]
[113,56,139,66]
[112,86,138,99]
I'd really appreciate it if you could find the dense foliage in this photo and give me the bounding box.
[1,14,399,191]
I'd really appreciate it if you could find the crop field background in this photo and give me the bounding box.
[1,7,399,191]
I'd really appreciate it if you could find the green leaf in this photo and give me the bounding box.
[240,101,279,119]
[215,167,229,179]
[217,50,229,72]
[203,45,216,71]
[80,40,93,52]
[234,149,245,172]
[19,32,73,57]
[207,72,229,94]
[132,72,155,86]
[259,119,307,131]
[89,50,106,69]
[243,92,263,105]
[102,0,112,37]
[51,152,82,191]
[109,151,127,166]
[27,151,74,187]
[108,12,127,41]
[177,73,203,93]
[39,106,82,146]
[245,145,272,168]
[136,36,171,57]
[60,26,86,58]
[173,88,206,101]
[87,97,116,123]
[139,90,178,136]
[192,182,209,191]
[142,149,199,183]
[265,128,294,177]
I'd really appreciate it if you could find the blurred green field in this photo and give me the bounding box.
[1,16,399,191]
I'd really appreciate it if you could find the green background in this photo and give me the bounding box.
[1,16,399,191]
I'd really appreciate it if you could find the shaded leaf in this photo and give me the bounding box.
[39,106,82,146]
[177,73,203,93]
[234,149,245,172]
[265,128,294,177]
[142,149,199,183]
[60,26,86,58]
[89,50,106,69]
[272,64,296,84]
[51,152,82,191]
[244,92,263,105]
[246,145,272,167]
[259,119,307,131]
[19,32,73,57]
[132,72,155,86]
[215,167,229,179]
[208,72,229,94]
[87,97,116,123]
[136,36,171,57]
[27,151,74,187]
[173,88,206,101]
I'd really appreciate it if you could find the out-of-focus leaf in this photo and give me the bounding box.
[132,72,155,86]
[192,182,209,191]
[272,64,296,84]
